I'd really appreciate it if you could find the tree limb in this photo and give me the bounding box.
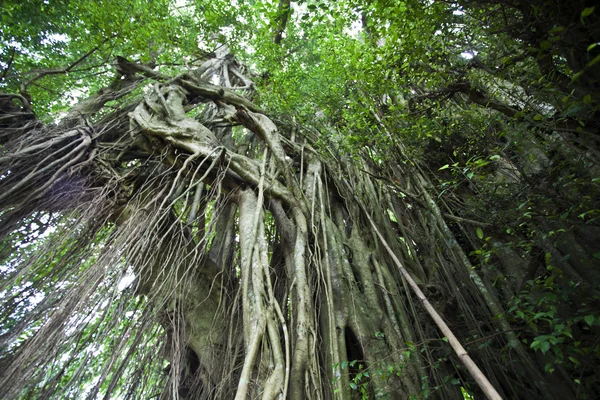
[272,0,291,45]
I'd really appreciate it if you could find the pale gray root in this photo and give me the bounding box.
[1,50,577,400]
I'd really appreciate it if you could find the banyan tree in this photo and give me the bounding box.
[1,0,599,399]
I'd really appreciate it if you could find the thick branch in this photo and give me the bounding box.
[272,0,291,45]
[179,78,263,113]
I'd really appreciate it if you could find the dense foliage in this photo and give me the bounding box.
[1,0,599,399]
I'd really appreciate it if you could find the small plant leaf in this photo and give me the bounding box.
[581,7,595,18]
[476,227,484,239]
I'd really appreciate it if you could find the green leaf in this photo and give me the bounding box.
[584,315,594,326]
[588,43,599,52]
[438,164,450,170]
[569,356,580,365]
[476,227,484,239]
[572,71,584,82]
[530,340,540,349]
[539,41,551,50]
[583,95,592,104]
[489,155,500,160]
[533,114,543,121]
[533,312,546,320]
[587,54,600,67]
[581,7,595,18]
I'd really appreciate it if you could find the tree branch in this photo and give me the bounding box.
[442,213,493,227]
[272,0,291,45]
[1,47,16,83]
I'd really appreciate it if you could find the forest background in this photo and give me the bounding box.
[0,0,599,399]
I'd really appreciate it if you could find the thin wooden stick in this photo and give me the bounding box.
[357,198,503,400]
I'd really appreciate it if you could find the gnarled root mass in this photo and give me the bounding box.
[0,52,594,400]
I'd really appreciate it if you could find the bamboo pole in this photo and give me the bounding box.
[358,200,503,400]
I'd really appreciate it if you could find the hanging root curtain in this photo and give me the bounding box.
[0,51,595,400]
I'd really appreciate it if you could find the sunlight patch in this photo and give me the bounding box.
[117,271,136,292]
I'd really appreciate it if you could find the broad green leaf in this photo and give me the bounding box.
[581,7,595,18]
[539,41,551,50]
[584,315,594,326]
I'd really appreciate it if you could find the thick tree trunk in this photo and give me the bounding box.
[1,49,596,400]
